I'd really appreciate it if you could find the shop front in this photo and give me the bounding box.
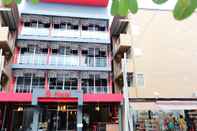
[131,101,197,131]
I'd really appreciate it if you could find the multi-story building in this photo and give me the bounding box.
[0,1,19,130]
[0,1,122,131]
[111,10,197,130]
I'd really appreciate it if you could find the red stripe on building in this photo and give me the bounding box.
[41,0,109,7]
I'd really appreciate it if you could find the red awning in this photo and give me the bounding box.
[41,0,109,7]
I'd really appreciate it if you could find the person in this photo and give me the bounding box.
[173,117,179,131]
[168,114,175,131]
[178,114,187,131]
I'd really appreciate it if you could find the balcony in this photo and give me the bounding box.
[81,86,108,94]
[21,27,49,36]
[51,29,80,38]
[113,34,131,60]
[19,54,47,65]
[18,54,108,68]
[110,16,129,36]
[0,55,11,87]
[114,59,133,79]
[0,2,19,30]
[81,30,109,40]
[15,85,109,94]
[0,27,15,58]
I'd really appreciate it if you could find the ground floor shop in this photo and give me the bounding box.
[0,103,121,131]
[131,101,197,131]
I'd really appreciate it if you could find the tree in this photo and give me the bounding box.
[111,0,197,20]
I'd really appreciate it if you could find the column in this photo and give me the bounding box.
[107,73,112,93]
[78,72,81,90]
[32,109,39,131]
[9,76,16,93]
[47,48,51,64]
[44,72,49,92]
[18,18,23,34]
[118,105,123,131]
[77,106,83,131]
[13,47,20,64]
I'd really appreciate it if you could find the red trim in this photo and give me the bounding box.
[9,77,16,93]
[12,47,19,64]
[41,0,109,7]
[0,93,123,103]
[38,97,77,103]
[44,72,49,91]
[84,94,123,103]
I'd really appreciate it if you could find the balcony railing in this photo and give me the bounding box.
[15,85,44,93]
[0,27,14,55]
[49,55,80,66]
[21,27,49,36]
[81,86,108,94]
[19,54,47,65]
[49,85,77,91]
[113,34,131,58]
[51,29,80,38]
[21,27,109,40]
[15,85,108,94]
[18,54,108,68]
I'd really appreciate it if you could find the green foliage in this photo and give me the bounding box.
[111,0,120,16]
[2,0,13,5]
[1,0,39,4]
[128,0,138,14]
[152,0,168,4]
[173,0,197,20]
[119,0,129,16]
[111,0,197,20]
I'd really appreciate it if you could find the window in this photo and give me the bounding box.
[54,23,60,29]
[82,25,88,31]
[136,74,144,87]
[15,74,45,93]
[24,22,30,27]
[127,73,133,87]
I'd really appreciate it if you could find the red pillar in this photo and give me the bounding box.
[108,73,112,93]
[9,76,16,93]
[12,47,19,64]
[18,18,23,34]
[47,48,51,64]
[45,72,49,92]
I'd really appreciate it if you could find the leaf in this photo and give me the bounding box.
[128,0,138,14]
[31,0,40,4]
[2,0,13,5]
[15,0,22,4]
[173,0,197,20]
[111,0,120,16]
[152,0,168,4]
[119,0,129,16]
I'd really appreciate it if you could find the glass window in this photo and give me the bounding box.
[137,74,144,87]
[73,25,79,30]
[127,73,133,87]
[38,21,44,28]
[54,24,60,29]
[60,23,66,29]
[82,25,88,31]
[31,20,37,27]
[49,78,57,90]
[24,22,30,27]
[21,48,28,54]
[44,23,50,28]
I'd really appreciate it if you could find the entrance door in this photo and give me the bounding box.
[38,105,77,131]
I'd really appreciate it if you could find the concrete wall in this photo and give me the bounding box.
[127,10,197,98]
